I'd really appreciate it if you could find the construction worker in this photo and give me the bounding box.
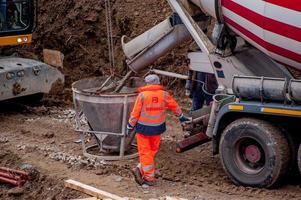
[186,71,218,111]
[127,74,190,186]
[6,0,19,29]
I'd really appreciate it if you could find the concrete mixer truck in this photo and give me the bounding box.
[121,0,301,188]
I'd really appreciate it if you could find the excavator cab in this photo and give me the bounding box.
[0,0,34,45]
[0,0,64,101]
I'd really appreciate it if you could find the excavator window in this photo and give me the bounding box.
[0,0,34,36]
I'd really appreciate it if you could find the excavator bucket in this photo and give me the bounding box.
[0,57,64,101]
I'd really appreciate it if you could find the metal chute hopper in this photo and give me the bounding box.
[72,77,141,161]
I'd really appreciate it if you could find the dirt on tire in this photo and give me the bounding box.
[219,118,290,188]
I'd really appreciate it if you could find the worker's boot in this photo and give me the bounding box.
[143,177,157,186]
[131,167,144,185]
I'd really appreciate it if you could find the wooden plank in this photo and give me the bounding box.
[165,197,188,200]
[65,179,123,200]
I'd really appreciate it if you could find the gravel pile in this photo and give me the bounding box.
[16,144,106,168]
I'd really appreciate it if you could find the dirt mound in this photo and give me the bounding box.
[0,149,84,200]
[1,1,188,96]
[4,0,109,84]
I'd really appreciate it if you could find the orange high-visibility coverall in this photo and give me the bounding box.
[129,84,182,181]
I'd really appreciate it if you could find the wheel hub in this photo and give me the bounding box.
[245,145,261,163]
[235,138,265,174]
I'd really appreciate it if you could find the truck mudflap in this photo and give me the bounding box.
[0,57,64,101]
[212,101,301,154]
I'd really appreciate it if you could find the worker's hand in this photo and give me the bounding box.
[179,114,191,124]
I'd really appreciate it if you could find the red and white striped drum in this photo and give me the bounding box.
[193,0,301,70]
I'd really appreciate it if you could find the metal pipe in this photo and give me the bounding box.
[152,69,215,96]
[75,129,124,136]
[126,24,191,73]
[83,76,112,93]
[119,96,128,157]
[232,76,287,102]
[0,167,29,177]
[0,176,20,186]
[114,71,134,93]
[176,132,210,153]
[288,79,301,103]
[0,172,21,180]
[205,95,230,138]
[122,18,173,59]
[151,69,189,80]
[192,114,210,124]
[206,101,218,138]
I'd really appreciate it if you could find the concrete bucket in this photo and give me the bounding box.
[72,77,139,160]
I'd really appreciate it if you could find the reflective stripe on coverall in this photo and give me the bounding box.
[129,85,182,135]
[136,133,161,181]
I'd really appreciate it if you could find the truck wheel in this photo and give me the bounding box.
[298,144,301,175]
[219,118,290,188]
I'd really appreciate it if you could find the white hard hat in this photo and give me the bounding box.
[145,74,160,84]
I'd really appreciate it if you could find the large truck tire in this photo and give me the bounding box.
[298,144,301,175]
[219,118,290,188]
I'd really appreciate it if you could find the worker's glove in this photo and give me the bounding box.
[127,123,134,130]
[126,123,134,137]
[179,114,191,124]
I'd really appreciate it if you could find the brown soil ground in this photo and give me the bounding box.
[0,103,300,200]
[0,150,85,200]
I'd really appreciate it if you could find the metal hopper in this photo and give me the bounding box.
[72,77,139,160]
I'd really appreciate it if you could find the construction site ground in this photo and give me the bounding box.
[0,102,300,200]
[0,0,300,199]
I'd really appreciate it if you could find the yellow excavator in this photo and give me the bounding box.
[0,0,63,101]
